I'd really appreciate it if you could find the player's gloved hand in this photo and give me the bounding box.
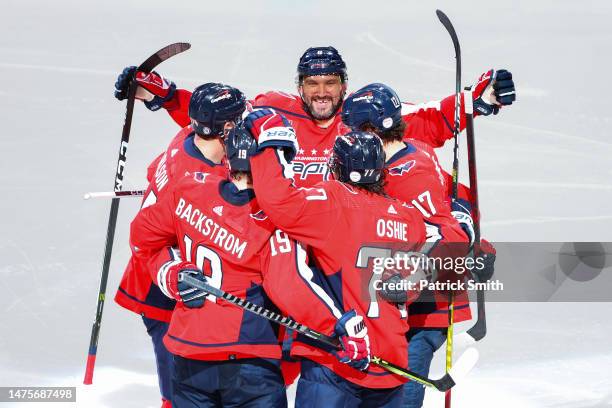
[332,310,371,371]
[472,69,516,116]
[243,108,299,161]
[472,239,496,281]
[379,273,408,304]
[114,66,177,111]
[158,261,209,308]
[451,199,475,247]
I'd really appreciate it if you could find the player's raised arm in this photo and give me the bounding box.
[245,109,339,247]
[402,69,516,148]
[114,65,193,127]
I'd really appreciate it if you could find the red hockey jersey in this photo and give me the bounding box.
[385,139,472,327]
[130,173,282,360]
[162,88,473,187]
[251,148,426,389]
[114,127,227,322]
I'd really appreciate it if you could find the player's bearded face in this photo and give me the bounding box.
[300,75,346,121]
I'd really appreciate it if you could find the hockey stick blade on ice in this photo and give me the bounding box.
[181,275,458,392]
[83,42,190,386]
[83,189,146,200]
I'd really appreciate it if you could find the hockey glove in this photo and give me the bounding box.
[332,310,371,371]
[158,261,209,308]
[472,239,496,282]
[114,66,177,111]
[451,199,475,247]
[472,69,516,116]
[379,273,408,304]
[243,108,299,161]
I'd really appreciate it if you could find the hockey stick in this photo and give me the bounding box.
[436,10,487,344]
[83,42,190,385]
[436,9,462,408]
[180,275,470,392]
[463,89,486,341]
[83,190,145,200]
[436,9,462,200]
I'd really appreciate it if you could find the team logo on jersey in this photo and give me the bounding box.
[213,206,224,216]
[192,172,209,183]
[250,210,268,221]
[292,160,330,180]
[388,160,416,176]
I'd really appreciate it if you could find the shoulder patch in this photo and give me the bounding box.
[192,172,209,184]
[388,160,416,176]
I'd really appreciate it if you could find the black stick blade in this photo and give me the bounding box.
[436,10,461,57]
[431,373,456,392]
[139,42,191,73]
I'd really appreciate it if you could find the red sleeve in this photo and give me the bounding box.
[402,92,471,148]
[251,148,338,248]
[146,152,164,183]
[162,88,193,128]
[130,185,179,283]
[261,231,340,336]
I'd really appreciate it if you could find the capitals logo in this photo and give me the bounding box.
[388,160,416,176]
[351,91,373,103]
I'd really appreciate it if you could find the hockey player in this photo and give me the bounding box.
[113,47,516,188]
[128,124,287,407]
[341,83,497,408]
[244,108,428,407]
[113,80,246,407]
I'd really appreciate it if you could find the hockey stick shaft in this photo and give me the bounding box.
[436,10,462,200]
[436,10,462,407]
[83,190,145,200]
[83,42,190,385]
[181,275,456,392]
[464,89,487,341]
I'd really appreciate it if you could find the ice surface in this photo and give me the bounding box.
[1,0,611,406]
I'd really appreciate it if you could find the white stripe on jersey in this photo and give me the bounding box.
[157,247,183,299]
[401,100,441,115]
[295,242,343,319]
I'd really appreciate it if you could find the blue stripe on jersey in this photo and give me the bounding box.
[116,286,176,311]
[386,143,417,165]
[219,180,255,206]
[183,132,223,167]
[238,284,281,344]
[294,241,344,319]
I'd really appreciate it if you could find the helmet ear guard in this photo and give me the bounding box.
[189,83,246,137]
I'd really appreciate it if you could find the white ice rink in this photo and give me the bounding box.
[1,0,612,406]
